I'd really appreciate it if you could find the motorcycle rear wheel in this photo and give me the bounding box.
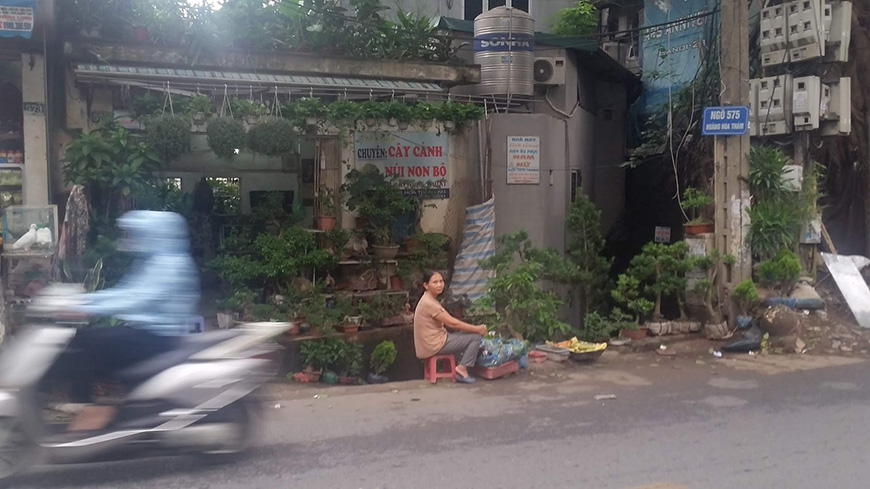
[197,401,254,462]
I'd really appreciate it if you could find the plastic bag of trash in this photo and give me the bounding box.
[477,338,529,367]
[720,326,763,353]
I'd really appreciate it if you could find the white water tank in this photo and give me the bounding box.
[473,7,535,97]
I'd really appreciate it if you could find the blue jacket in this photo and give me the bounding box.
[77,211,200,336]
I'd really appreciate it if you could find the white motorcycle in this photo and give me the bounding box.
[0,285,289,479]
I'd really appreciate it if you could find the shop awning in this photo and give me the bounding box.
[72,64,447,97]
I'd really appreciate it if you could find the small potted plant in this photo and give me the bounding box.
[299,340,333,382]
[322,228,351,258]
[757,249,803,297]
[206,117,247,159]
[344,169,415,259]
[315,185,341,231]
[337,342,364,384]
[358,294,405,327]
[435,101,485,133]
[367,340,397,384]
[733,279,760,329]
[682,187,715,235]
[412,101,437,131]
[188,94,214,124]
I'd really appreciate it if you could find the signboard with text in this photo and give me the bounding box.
[507,136,540,184]
[702,106,749,136]
[354,131,449,199]
[0,1,36,39]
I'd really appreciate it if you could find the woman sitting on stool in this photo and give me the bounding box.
[413,271,487,384]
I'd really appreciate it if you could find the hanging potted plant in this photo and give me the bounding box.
[248,119,297,157]
[360,100,387,128]
[682,187,715,235]
[231,99,269,125]
[413,101,437,131]
[326,100,362,129]
[385,102,413,130]
[187,94,214,124]
[144,115,191,162]
[367,340,397,384]
[435,101,485,133]
[206,117,247,159]
[290,97,327,130]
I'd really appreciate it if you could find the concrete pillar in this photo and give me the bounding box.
[21,53,49,206]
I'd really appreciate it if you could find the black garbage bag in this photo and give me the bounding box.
[721,326,763,353]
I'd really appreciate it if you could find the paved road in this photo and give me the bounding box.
[6,352,870,489]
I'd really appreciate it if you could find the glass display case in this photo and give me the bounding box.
[2,205,58,255]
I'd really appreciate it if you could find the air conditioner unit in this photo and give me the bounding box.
[534,57,566,86]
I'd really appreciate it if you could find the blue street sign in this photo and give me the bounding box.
[702,106,750,136]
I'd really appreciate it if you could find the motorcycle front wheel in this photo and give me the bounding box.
[197,401,255,463]
[0,418,34,480]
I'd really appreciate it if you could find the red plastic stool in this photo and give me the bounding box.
[423,355,456,384]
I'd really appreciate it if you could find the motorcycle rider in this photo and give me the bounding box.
[53,210,200,431]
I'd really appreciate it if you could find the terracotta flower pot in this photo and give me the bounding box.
[404,236,421,252]
[355,217,368,229]
[338,376,359,385]
[316,215,337,231]
[684,222,714,235]
[302,368,322,383]
[390,275,404,290]
[336,323,359,333]
[621,328,649,340]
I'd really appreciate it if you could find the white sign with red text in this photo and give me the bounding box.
[355,131,449,199]
[507,136,540,184]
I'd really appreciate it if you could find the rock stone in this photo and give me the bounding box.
[760,305,801,337]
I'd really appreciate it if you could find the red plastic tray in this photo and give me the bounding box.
[473,360,519,380]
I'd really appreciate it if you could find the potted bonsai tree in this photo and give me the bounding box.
[344,169,415,259]
[682,187,715,235]
[611,274,655,339]
[315,185,342,231]
[733,279,760,329]
[299,339,336,382]
[367,340,397,384]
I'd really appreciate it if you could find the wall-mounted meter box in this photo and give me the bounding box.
[824,1,852,63]
[757,75,794,136]
[821,77,852,136]
[793,76,822,131]
[761,4,790,66]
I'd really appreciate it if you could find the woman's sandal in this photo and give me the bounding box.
[455,373,477,384]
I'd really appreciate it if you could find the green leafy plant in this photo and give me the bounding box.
[250,303,277,321]
[63,117,160,212]
[692,251,736,323]
[288,97,327,128]
[338,342,364,377]
[322,228,351,257]
[206,117,247,159]
[475,231,574,341]
[550,1,598,37]
[733,279,760,316]
[757,249,802,295]
[358,293,405,326]
[143,115,190,162]
[300,337,344,372]
[566,190,613,317]
[247,119,297,156]
[384,102,413,123]
[130,93,165,120]
[370,340,397,375]
[359,100,389,124]
[301,294,352,335]
[682,187,714,225]
[579,311,619,342]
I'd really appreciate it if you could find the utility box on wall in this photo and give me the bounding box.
[793,76,823,131]
[757,74,794,136]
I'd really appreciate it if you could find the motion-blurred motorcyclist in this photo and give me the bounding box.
[51,210,200,431]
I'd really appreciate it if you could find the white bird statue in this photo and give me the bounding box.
[13,223,37,251]
[36,227,52,247]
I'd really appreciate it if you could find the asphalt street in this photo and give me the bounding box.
[6,352,870,489]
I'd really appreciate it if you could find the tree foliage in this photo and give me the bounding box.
[565,190,613,317]
[550,1,598,37]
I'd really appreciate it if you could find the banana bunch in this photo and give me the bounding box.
[548,337,607,354]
